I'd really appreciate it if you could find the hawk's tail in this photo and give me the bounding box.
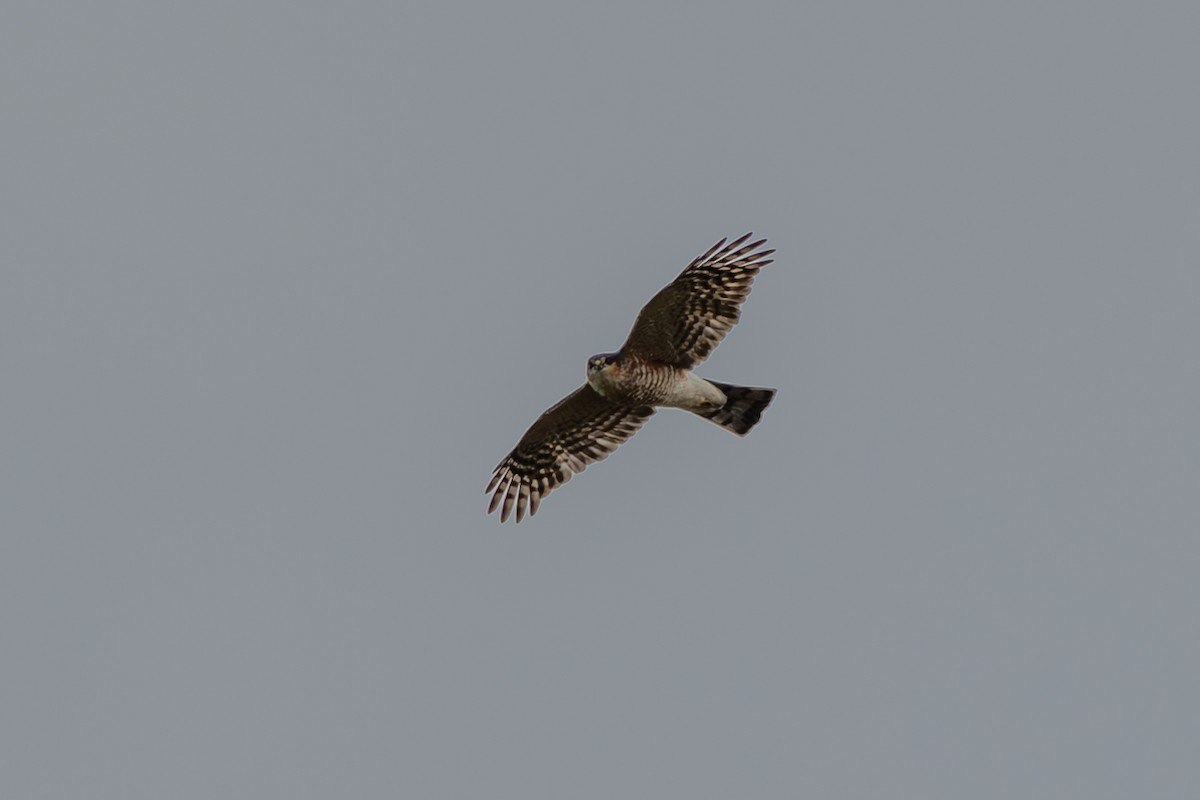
[694,382,776,436]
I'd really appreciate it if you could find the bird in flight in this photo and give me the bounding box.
[486,233,777,522]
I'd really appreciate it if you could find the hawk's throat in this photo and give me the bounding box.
[587,364,620,398]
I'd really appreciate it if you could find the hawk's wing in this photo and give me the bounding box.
[621,233,774,368]
[486,385,656,523]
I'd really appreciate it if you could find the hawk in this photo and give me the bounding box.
[487,233,777,522]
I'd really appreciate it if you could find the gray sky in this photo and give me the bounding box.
[3,1,1198,797]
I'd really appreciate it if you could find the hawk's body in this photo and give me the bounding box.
[487,234,777,523]
[586,359,725,410]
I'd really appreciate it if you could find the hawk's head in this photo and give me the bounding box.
[586,352,622,396]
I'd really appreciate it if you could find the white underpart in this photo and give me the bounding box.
[662,371,726,411]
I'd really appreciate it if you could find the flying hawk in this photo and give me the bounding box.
[487,233,777,522]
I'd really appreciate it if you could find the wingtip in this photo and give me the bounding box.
[725,232,754,251]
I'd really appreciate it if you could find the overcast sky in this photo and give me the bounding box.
[3,2,1198,798]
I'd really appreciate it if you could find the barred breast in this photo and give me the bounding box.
[604,360,671,405]
[616,361,725,410]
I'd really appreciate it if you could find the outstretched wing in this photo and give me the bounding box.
[621,233,774,368]
[486,385,655,523]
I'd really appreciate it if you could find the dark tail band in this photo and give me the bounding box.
[695,382,776,435]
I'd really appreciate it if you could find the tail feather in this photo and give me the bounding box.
[695,382,776,435]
